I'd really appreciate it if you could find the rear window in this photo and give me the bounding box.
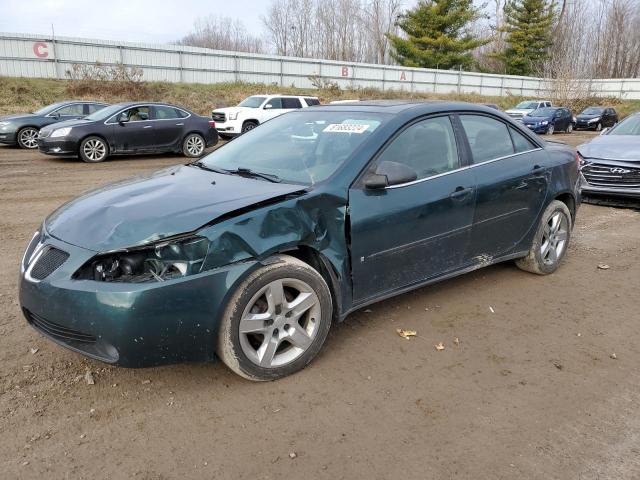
[304,98,320,106]
[282,98,302,109]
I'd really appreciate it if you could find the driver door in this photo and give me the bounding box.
[111,106,155,152]
[348,115,476,303]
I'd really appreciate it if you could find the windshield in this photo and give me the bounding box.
[200,110,386,185]
[84,104,125,121]
[581,107,604,115]
[33,102,66,115]
[608,115,640,135]
[238,96,267,108]
[515,101,539,109]
[530,107,556,117]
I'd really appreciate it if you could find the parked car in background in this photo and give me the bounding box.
[0,101,109,149]
[212,95,320,138]
[19,102,579,380]
[505,100,552,119]
[37,102,217,162]
[575,107,618,131]
[521,107,574,135]
[577,112,640,200]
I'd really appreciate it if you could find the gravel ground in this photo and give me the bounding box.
[2,131,640,479]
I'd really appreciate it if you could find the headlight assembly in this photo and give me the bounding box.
[75,236,210,282]
[588,117,600,123]
[541,121,549,126]
[51,127,72,138]
[227,112,238,120]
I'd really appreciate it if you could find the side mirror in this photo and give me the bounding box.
[364,161,418,189]
[117,112,129,124]
[264,104,273,110]
[51,112,60,119]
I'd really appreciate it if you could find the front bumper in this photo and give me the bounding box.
[37,137,78,156]
[19,231,258,367]
[215,119,242,136]
[575,121,599,130]
[0,129,18,145]
[579,172,640,199]
[523,123,549,134]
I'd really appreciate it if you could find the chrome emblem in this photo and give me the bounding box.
[610,167,630,174]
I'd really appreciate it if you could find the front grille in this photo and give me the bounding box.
[212,111,226,123]
[26,310,97,343]
[582,163,640,188]
[508,113,524,119]
[30,247,69,280]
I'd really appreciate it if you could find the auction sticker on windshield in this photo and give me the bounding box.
[323,123,370,134]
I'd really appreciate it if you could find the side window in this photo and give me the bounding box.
[124,106,150,122]
[375,116,459,180]
[460,115,514,163]
[54,104,85,116]
[304,97,320,106]
[510,127,537,153]
[175,108,189,118]
[86,103,107,114]
[282,98,302,109]
[154,105,180,119]
[265,98,283,109]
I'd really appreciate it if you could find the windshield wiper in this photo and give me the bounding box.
[225,168,282,183]
[190,160,228,174]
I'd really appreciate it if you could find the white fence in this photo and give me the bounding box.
[1,32,640,99]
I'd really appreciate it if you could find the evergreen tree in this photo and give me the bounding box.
[387,0,489,70]
[494,0,555,75]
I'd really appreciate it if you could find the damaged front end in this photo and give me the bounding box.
[74,235,210,283]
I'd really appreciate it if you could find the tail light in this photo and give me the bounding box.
[208,120,216,128]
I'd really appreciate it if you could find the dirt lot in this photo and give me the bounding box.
[1,131,639,479]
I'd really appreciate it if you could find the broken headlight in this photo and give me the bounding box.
[75,236,210,283]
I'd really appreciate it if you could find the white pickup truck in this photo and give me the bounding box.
[212,95,320,138]
[505,100,553,120]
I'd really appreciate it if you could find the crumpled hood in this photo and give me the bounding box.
[578,135,640,161]
[45,165,307,252]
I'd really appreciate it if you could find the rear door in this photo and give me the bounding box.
[152,105,186,149]
[110,106,155,153]
[460,114,549,260]
[348,115,476,302]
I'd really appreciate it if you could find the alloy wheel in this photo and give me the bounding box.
[567,123,573,133]
[186,135,204,156]
[239,278,321,368]
[547,124,554,135]
[18,128,39,149]
[596,123,602,131]
[242,122,257,133]
[540,212,568,266]
[83,139,106,161]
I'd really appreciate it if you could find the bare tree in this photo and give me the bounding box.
[179,15,264,53]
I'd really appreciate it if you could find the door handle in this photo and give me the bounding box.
[532,165,545,175]
[450,186,473,200]
[143,125,152,129]
[175,123,184,126]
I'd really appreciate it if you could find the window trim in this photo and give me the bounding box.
[46,102,90,118]
[104,104,190,124]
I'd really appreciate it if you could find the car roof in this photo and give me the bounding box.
[308,99,490,114]
[256,94,318,99]
[111,101,183,108]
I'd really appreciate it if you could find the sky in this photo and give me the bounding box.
[0,0,269,44]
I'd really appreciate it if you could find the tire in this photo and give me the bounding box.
[79,136,109,163]
[17,127,39,149]
[515,200,572,275]
[217,254,333,381]
[596,122,602,132]
[566,123,573,134]
[241,121,258,133]
[182,133,205,157]
[546,124,555,135]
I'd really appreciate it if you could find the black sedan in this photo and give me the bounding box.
[37,102,218,162]
[20,101,580,380]
[575,107,618,131]
[0,101,109,149]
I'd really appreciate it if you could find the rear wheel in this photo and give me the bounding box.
[17,127,39,149]
[182,133,205,157]
[566,123,573,133]
[241,121,258,133]
[217,255,332,381]
[79,136,108,163]
[516,200,572,275]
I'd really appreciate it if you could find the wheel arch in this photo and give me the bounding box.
[242,119,260,127]
[554,191,577,223]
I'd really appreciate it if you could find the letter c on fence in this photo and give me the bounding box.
[33,42,49,58]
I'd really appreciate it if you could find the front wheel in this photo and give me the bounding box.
[515,200,572,275]
[241,121,258,133]
[566,123,573,134]
[17,127,39,149]
[217,255,333,381]
[79,136,109,162]
[596,122,602,132]
[546,124,555,135]
[183,133,205,157]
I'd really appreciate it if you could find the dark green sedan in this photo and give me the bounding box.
[19,101,580,380]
